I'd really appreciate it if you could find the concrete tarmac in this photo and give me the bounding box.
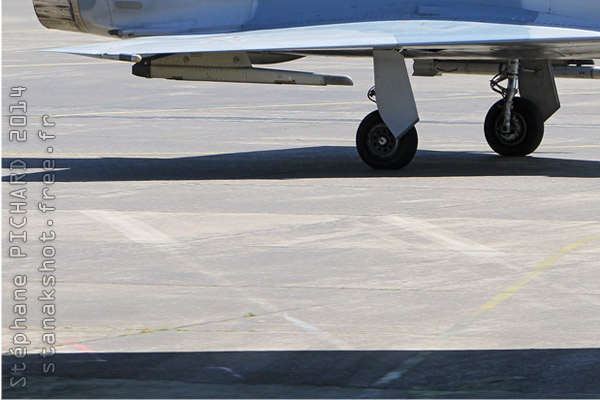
[2,0,600,398]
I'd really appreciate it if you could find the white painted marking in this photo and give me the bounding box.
[285,315,320,332]
[380,215,506,259]
[81,210,173,244]
[375,371,404,386]
[373,354,429,387]
[284,315,350,349]
[202,367,242,380]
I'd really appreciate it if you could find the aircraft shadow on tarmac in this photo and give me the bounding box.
[2,348,600,399]
[2,147,599,182]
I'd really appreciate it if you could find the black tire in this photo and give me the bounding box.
[356,110,418,170]
[484,97,544,156]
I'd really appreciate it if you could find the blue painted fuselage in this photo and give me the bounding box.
[76,0,600,37]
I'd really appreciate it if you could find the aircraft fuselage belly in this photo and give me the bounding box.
[62,0,600,37]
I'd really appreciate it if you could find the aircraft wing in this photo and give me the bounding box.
[49,20,600,61]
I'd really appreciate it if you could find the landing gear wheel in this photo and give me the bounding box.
[484,97,544,156]
[356,110,418,170]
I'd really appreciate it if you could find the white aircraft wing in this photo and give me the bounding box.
[49,20,600,60]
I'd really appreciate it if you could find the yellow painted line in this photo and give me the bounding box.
[3,62,114,68]
[22,102,367,119]
[0,94,522,119]
[3,92,598,121]
[443,233,600,339]
[419,94,494,102]
[2,150,219,160]
[2,152,213,158]
[555,90,600,95]
[1,102,363,120]
[544,145,600,149]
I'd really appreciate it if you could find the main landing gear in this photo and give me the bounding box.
[484,98,544,156]
[484,59,545,156]
[356,56,558,170]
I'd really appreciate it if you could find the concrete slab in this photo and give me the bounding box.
[3,0,600,397]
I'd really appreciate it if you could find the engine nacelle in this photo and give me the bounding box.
[33,0,87,33]
[33,0,113,36]
[33,0,257,38]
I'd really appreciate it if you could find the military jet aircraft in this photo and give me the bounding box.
[33,0,600,169]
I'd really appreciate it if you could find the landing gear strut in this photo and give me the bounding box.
[356,50,420,170]
[484,59,545,156]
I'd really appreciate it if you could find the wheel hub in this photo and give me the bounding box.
[368,125,398,158]
[495,114,526,146]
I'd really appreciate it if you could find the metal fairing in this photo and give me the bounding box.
[34,0,600,61]
[35,0,600,37]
